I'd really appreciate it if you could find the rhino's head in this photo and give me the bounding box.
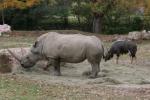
[20,41,43,68]
[8,40,43,68]
[20,52,42,68]
[8,34,46,68]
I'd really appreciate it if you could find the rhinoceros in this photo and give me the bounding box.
[12,32,104,78]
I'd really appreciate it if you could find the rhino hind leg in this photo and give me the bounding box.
[51,58,61,76]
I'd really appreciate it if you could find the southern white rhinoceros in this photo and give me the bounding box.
[19,32,104,78]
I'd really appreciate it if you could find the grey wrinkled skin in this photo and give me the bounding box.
[20,32,104,78]
[20,52,43,68]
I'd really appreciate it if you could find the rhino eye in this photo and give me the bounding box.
[33,41,38,48]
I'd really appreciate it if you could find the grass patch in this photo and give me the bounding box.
[0,75,42,99]
[0,75,145,100]
[0,36,36,49]
[104,77,122,84]
[0,75,106,100]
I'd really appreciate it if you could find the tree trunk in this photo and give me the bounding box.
[77,15,81,25]
[63,17,68,29]
[92,14,103,33]
[1,1,5,24]
[77,0,81,27]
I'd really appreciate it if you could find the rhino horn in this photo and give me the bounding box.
[7,49,21,62]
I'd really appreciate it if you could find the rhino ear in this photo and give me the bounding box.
[33,41,38,48]
[31,47,40,54]
[31,41,42,54]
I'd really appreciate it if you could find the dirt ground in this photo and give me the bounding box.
[18,42,150,86]
[1,31,150,99]
[15,39,150,99]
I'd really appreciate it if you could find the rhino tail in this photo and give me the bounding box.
[102,45,105,59]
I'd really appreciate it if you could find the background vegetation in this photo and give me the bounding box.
[0,0,150,34]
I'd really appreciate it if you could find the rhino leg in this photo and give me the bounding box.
[88,62,100,78]
[87,54,101,78]
[50,58,61,76]
[43,61,51,71]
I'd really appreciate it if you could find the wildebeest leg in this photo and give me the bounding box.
[134,56,137,64]
[131,56,137,64]
[129,52,133,64]
[131,57,133,64]
[51,58,61,76]
[116,55,119,64]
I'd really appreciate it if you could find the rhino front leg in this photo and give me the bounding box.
[43,61,51,71]
[89,62,100,79]
[51,58,61,76]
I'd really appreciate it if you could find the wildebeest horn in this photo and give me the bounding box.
[7,49,21,62]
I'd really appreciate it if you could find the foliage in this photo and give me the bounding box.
[1,0,150,34]
[0,0,40,9]
[71,0,92,31]
[91,0,115,14]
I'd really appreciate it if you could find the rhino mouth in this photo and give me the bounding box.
[21,63,30,68]
[20,59,35,68]
[21,63,34,68]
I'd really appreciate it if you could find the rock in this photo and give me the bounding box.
[128,30,150,40]
[143,31,150,40]
[0,48,30,74]
[128,31,143,40]
[0,24,11,36]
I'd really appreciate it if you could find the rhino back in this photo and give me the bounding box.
[42,33,103,63]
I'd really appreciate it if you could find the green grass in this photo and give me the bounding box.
[0,36,36,49]
[0,75,42,100]
[0,75,104,100]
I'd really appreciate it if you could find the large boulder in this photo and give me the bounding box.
[128,31,143,40]
[0,48,30,74]
[143,31,150,40]
[0,24,11,36]
[128,30,150,40]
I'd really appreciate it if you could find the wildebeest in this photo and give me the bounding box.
[104,40,137,64]
[12,32,104,78]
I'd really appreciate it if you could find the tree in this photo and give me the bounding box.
[0,0,40,9]
[71,0,92,30]
[90,0,150,33]
[0,0,40,24]
[90,0,116,33]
